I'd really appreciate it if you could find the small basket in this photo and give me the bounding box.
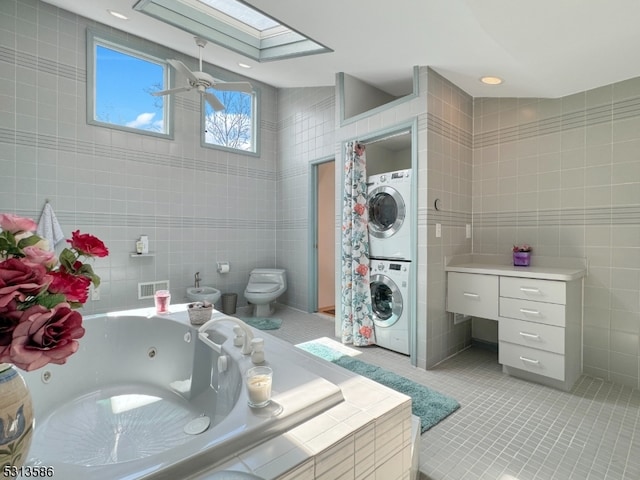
[187,302,213,325]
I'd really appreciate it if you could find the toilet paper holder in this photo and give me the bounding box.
[217,262,230,273]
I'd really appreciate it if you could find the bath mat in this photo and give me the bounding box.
[296,340,460,433]
[241,317,283,330]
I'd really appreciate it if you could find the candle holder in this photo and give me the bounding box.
[246,366,273,408]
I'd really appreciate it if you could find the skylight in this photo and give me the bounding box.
[197,0,278,32]
[133,0,332,62]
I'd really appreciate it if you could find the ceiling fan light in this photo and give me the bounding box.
[480,76,503,85]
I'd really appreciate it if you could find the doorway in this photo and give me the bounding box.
[310,158,335,316]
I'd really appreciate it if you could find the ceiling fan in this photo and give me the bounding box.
[152,37,253,111]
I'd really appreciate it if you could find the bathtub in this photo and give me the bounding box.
[21,306,344,479]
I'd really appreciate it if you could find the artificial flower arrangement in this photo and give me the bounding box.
[512,244,532,253]
[0,214,108,371]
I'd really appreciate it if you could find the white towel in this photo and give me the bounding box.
[36,203,65,251]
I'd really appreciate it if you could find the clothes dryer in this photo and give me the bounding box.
[370,259,411,355]
[367,169,412,261]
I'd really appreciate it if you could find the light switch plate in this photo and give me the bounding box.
[436,223,442,238]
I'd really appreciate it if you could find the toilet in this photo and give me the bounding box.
[244,268,287,317]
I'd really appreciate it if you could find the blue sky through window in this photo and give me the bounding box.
[95,45,165,132]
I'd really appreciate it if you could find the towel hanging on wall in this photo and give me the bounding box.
[37,202,65,251]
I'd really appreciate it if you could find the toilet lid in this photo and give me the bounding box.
[246,283,280,294]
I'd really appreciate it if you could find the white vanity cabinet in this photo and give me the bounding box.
[446,256,586,391]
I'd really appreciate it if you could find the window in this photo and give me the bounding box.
[88,32,171,138]
[134,0,332,61]
[203,89,257,153]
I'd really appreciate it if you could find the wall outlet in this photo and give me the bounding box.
[435,223,442,238]
[91,285,100,301]
[466,224,471,239]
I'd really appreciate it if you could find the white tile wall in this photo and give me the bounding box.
[0,0,278,314]
[473,78,640,388]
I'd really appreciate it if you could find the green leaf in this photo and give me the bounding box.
[77,263,100,287]
[58,248,78,272]
[36,292,67,309]
[17,234,42,249]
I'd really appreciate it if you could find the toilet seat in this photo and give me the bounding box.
[246,283,280,294]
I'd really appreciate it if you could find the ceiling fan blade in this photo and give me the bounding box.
[151,86,192,96]
[204,91,225,111]
[167,59,198,83]
[211,81,253,94]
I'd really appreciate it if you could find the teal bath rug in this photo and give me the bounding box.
[297,339,460,433]
[241,317,283,330]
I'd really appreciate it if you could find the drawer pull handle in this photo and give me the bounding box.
[519,332,540,339]
[520,287,541,294]
[519,308,540,315]
[519,356,540,365]
[463,292,480,298]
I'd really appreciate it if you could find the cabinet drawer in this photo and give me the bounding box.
[499,318,565,354]
[499,297,565,327]
[447,272,499,320]
[500,277,566,304]
[499,342,565,381]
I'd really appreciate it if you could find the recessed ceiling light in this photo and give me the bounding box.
[480,76,503,85]
[107,10,129,20]
[238,62,252,69]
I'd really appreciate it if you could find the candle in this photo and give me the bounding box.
[246,366,272,408]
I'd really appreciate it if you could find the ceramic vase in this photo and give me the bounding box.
[513,251,531,266]
[0,364,33,474]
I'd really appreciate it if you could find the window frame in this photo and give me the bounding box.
[200,84,260,156]
[86,29,174,139]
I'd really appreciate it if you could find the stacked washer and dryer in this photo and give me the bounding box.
[367,169,412,355]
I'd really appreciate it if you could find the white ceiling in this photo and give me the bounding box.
[42,0,640,98]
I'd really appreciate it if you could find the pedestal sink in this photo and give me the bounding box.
[186,286,221,304]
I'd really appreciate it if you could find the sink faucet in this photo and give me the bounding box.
[197,316,255,355]
[194,272,201,288]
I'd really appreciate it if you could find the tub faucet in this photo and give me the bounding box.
[197,316,255,355]
[194,272,201,288]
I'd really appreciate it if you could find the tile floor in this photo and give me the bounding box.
[257,306,640,480]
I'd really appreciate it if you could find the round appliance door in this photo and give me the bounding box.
[368,186,406,239]
[370,273,403,328]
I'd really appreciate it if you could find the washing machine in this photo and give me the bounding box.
[367,169,412,261]
[370,259,410,355]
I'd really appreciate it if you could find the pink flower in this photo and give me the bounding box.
[0,258,49,308]
[355,263,369,276]
[354,143,365,156]
[8,303,85,371]
[359,325,373,338]
[0,211,109,372]
[48,269,91,304]
[67,230,109,257]
[0,214,37,234]
[23,246,57,268]
[0,300,22,359]
[354,203,365,216]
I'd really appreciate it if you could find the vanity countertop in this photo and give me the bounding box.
[445,254,588,282]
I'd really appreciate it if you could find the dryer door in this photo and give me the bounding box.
[370,273,403,328]
[368,186,406,239]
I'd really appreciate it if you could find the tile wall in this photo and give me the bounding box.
[424,69,474,368]
[275,87,336,311]
[473,78,640,388]
[0,0,278,314]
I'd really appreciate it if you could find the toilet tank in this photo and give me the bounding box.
[249,269,286,287]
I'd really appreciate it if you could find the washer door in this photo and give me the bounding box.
[368,186,406,239]
[370,274,403,328]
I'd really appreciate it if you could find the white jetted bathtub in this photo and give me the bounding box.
[21,307,344,479]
